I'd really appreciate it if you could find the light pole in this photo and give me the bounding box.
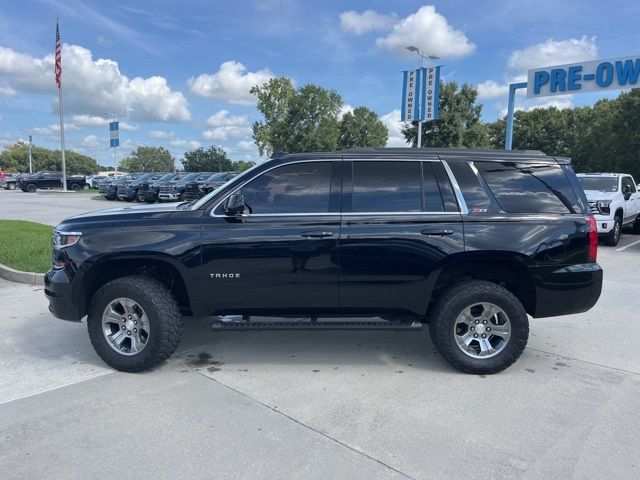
[405,46,440,148]
[103,112,126,173]
[20,130,33,173]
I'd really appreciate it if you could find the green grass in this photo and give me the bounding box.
[0,220,53,273]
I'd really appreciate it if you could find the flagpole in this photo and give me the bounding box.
[58,82,67,191]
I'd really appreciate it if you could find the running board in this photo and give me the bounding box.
[212,318,423,330]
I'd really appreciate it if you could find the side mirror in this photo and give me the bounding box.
[225,193,246,215]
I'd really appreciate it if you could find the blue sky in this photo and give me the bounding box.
[1,0,638,168]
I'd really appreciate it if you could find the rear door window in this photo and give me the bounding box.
[477,162,580,214]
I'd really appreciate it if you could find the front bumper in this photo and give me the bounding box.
[532,263,603,318]
[591,214,615,233]
[158,191,180,200]
[44,268,82,322]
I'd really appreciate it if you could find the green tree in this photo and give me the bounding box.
[182,146,232,172]
[251,77,343,155]
[119,146,174,172]
[0,142,99,175]
[231,160,255,172]
[402,81,489,148]
[339,106,388,149]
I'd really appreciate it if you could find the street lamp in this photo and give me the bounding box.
[405,46,439,67]
[405,47,440,148]
[19,130,33,173]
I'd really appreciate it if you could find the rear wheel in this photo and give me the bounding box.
[26,183,37,193]
[69,183,80,191]
[632,215,640,234]
[87,275,183,372]
[605,216,621,246]
[429,280,529,374]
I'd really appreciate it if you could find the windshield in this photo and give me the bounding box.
[191,163,262,210]
[206,172,227,181]
[157,173,175,181]
[176,173,198,183]
[578,176,618,193]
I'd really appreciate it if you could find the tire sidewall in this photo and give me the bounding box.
[430,282,529,373]
[88,278,177,371]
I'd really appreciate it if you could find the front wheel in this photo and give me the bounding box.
[429,280,529,374]
[605,216,621,246]
[87,275,183,372]
[7,182,16,190]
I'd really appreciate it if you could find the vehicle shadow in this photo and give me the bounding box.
[174,316,453,374]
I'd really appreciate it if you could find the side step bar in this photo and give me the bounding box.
[212,317,424,331]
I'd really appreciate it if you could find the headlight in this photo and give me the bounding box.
[596,200,611,215]
[53,231,82,249]
[52,231,82,269]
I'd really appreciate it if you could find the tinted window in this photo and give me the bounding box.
[578,176,618,193]
[431,162,459,212]
[622,176,636,194]
[239,161,332,214]
[353,161,421,212]
[478,162,580,214]
[447,161,497,214]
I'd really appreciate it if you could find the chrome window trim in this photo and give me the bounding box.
[210,158,462,218]
[441,160,469,214]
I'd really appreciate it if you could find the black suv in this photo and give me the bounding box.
[136,172,180,203]
[19,171,86,192]
[158,172,213,201]
[45,148,602,374]
[116,172,168,202]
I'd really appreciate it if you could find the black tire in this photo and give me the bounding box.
[632,216,640,234]
[7,182,16,190]
[605,216,621,246]
[26,183,37,193]
[429,280,529,374]
[87,275,183,372]
[179,191,186,201]
[69,183,80,191]
[145,197,156,204]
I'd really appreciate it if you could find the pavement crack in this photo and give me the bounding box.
[527,348,640,377]
[192,369,417,480]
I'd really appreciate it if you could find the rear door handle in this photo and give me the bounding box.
[300,231,334,238]
[421,229,454,237]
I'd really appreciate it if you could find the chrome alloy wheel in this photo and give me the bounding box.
[454,302,511,359]
[102,298,151,355]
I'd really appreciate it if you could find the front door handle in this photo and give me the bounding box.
[421,229,454,237]
[300,231,334,238]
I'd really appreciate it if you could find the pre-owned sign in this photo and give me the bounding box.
[527,55,640,98]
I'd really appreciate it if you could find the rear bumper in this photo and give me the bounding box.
[44,268,82,322]
[532,263,603,318]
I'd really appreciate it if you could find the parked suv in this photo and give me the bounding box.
[577,173,640,245]
[158,172,213,201]
[45,148,602,374]
[116,172,168,201]
[19,171,86,192]
[1,172,21,190]
[136,172,180,203]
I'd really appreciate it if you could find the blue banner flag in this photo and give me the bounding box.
[401,67,440,122]
[109,121,119,148]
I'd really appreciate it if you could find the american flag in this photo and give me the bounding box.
[55,20,62,89]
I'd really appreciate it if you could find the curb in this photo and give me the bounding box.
[0,263,45,285]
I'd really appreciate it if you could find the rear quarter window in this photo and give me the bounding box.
[477,162,581,214]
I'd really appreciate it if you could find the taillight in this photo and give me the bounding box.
[586,215,598,263]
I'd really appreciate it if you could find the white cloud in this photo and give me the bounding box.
[375,6,475,59]
[340,104,354,118]
[476,80,509,101]
[508,36,598,72]
[0,85,16,96]
[33,123,81,135]
[235,140,255,152]
[380,109,408,148]
[82,134,101,147]
[170,139,202,149]
[148,130,173,139]
[498,96,574,118]
[339,10,397,35]
[96,35,113,47]
[188,61,274,105]
[202,110,252,141]
[71,114,108,127]
[0,44,191,122]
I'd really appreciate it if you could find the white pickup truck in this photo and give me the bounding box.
[577,173,640,246]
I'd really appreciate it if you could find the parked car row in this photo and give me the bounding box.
[97,171,239,203]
